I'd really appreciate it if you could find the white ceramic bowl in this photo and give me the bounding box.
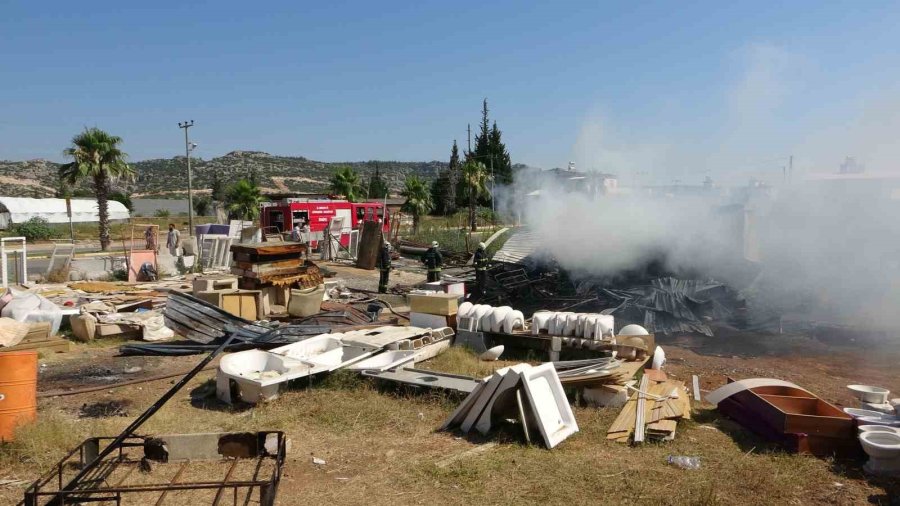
[848,384,891,404]
[479,345,504,361]
[859,431,900,459]
[845,407,900,426]
[858,425,900,436]
[618,324,649,336]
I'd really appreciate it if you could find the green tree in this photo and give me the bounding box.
[401,175,433,234]
[460,160,489,231]
[367,165,390,199]
[247,167,259,187]
[210,172,226,202]
[471,98,513,190]
[225,179,262,220]
[432,140,459,215]
[488,121,512,184]
[154,209,170,218]
[59,127,134,251]
[329,166,362,202]
[193,196,211,216]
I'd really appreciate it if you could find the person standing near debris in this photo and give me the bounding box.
[422,241,442,283]
[144,226,157,251]
[474,241,489,296]
[377,240,392,293]
[166,223,180,256]
[291,221,302,242]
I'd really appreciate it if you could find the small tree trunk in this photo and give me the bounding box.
[469,194,477,232]
[95,171,110,251]
[413,214,419,235]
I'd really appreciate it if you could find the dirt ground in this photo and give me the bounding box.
[2,265,900,505]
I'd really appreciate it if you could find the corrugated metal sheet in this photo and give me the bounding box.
[492,228,540,265]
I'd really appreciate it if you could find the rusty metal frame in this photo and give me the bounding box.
[23,432,286,506]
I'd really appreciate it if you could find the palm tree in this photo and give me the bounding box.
[59,128,134,251]
[460,160,489,231]
[400,175,433,234]
[329,166,361,202]
[225,179,262,220]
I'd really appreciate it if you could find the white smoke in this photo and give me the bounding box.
[500,42,900,329]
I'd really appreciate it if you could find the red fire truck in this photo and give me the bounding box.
[259,198,390,248]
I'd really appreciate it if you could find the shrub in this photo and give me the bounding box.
[10,217,57,241]
[154,209,171,218]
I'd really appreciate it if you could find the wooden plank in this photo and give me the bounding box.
[2,338,70,353]
[692,375,701,402]
[229,242,307,258]
[633,375,649,444]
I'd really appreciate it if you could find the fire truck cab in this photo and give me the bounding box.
[259,198,389,248]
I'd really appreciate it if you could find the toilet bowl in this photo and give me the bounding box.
[859,431,900,476]
[489,306,512,333]
[531,311,553,335]
[859,425,900,437]
[503,310,524,334]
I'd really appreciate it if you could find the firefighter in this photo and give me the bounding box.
[474,241,489,296]
[422,241,442,283]
[377,240,392,293]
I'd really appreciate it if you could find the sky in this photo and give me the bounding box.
[3,1,900,184]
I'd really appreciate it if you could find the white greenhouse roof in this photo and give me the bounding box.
[0,197,130,225]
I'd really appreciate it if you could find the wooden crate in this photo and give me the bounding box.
[195,290,263,321]
[407,294,459,316]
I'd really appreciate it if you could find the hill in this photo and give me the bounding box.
[0,151,448,198]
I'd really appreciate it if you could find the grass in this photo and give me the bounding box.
[402,212,512,255]
[0,347,889,505]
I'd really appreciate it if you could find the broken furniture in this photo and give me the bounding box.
[196,289,263,321]
[709,377,861,458]
[441,363,578,449]
[229,242,323,316]
[24,431,286,506]
[0,237,27,288]
[26,329,246,505]
[607,370,691,443]
[0,321,68,353]
[217,326,453,404]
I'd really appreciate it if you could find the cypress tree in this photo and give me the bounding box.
[431,140,459,215]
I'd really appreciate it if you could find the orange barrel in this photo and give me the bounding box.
[0,350,38,441]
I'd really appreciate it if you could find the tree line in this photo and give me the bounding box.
[53,99,511,249]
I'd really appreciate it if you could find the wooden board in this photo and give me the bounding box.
[2,338,70,353]
[408,294,459,316]
[229,242,307,259]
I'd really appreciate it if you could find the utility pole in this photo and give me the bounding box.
[788,155,793,184]
[178,120,195,236]
[467,124,471,153]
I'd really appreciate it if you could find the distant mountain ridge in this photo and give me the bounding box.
[0,151,448,198]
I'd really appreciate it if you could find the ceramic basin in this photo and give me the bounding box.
[848,384,890,404]
[859,431,900,460]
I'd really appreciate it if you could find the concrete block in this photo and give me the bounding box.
[583,385,629,408]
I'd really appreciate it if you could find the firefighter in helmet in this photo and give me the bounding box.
[422,241,443,283]
[377,239,392,293]
[473,241,489,296]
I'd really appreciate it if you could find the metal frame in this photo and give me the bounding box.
[23,432,286,506]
